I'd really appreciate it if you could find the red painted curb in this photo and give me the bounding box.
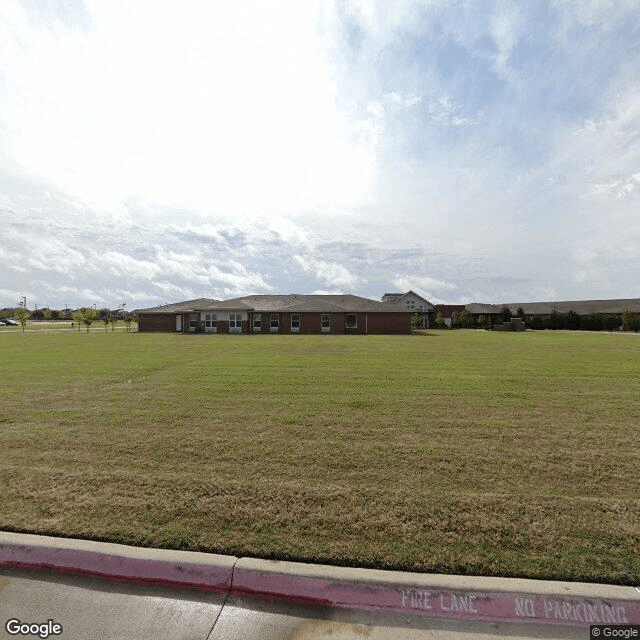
[230,567,640,628]
[2,535,638,628]
[0,538,235,594]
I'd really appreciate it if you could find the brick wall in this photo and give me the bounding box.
[140,311,412,334]
[138,313,176,332]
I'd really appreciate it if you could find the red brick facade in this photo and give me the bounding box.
[139,310,411,335]
[138,313,175,332]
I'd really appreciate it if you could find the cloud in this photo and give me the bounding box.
[0,1,639,309]
[293,255,363,290]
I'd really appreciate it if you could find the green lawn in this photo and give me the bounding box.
[1,330,638,584]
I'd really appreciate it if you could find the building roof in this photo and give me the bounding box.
[136,294,409,314]
[134,298,220,314]
[465,299,640,315]
[382,290,434,309]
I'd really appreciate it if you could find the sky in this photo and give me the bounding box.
[1,0,638,310]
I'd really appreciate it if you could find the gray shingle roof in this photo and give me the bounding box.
[137,294,409,314]
[465,299,640,315]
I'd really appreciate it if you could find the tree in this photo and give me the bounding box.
[580,314,603,331]
[14,307,29,332]
[516,307,526,319]
[81,308,97,333]
[435,312,445,328]
[102,315,111,332]
[452,311,467,328]
[411,313,421,331]
[477,314,486,329]
[621,310,639,332]
[566,310,580,330]
[125,314,137,332]
[72,310,84,331]
[109,315,117,332]
[528,315,544,330]
[31,308,44,322]
[546,310,566,330]
[603,315,620,332]
[500,306,512,323]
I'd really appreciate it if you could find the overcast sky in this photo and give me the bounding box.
[1,0,638,310]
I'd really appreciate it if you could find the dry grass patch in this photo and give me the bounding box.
[1,330,638,584]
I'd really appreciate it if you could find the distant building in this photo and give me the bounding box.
[465,299,640,327]
[136,294,412,335]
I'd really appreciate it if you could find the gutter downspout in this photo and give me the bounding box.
[366,313,368,335]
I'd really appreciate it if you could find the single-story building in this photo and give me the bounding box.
[136,294,413,335]
[465,299,640,327]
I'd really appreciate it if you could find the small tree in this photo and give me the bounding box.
[14,307,29,332]
[546,310,566,330]
[621,310,638,331]
[72,310,84,331]
[109,315,117,332]
[516,307,525,319]
[435,312,445,328]
[566,310,580,331]
[500,306,512,323]
[412,313,421,331]
[82,308,97,333]
[603,315,620,332]
[477,314,486,329]
[102,314,110,332]
[125,314,137,332]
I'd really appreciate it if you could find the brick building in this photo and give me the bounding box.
[137,294,412,335]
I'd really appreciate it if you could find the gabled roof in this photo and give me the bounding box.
[384,290,434,309]
[137,294,410,314]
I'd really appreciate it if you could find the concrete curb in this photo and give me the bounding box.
[231,557,640,628]
[0,532,236,593]
[2,532,639,629]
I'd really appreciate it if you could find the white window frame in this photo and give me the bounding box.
[405,299,416,310]
[345,314,357,329]
[270,314,279,332]
[291,313,300,333]
[252,313,262,332]
[205,313,217,333]
[229,313,242,333]
[321,314,331,333]
[189,313,198,332]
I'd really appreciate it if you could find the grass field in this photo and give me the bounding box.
[1,329,638,584]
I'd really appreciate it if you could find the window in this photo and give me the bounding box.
[291,313,300,333]
[229,313,242,332]
[189,313,198,331]
[405,299,416,310]
[252,314,262,332]
[321,314,330,332]
[205,314,217,332]
[270,314,279,332]
[345,314,357,329]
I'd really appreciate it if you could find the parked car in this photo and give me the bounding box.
[3,319,19,325]
[0,321,6,326]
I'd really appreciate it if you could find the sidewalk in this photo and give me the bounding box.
[1,532,638,639]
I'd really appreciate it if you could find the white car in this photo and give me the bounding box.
[3,319,19,325]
